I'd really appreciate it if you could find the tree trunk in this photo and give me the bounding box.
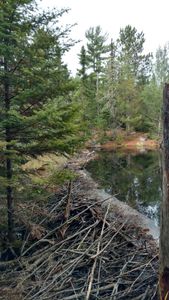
[160,83,169,300]
[4,60,14,242]
[96,72,100,118]
[6,136,14,242]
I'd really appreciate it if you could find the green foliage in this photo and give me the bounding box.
[98,25,153,131]
[139,79,162,134]
[0,0,80,158]
[75,23,165,138]
[76,25,156,133]
[0,0,82,240]
[48,169,77,185]
[117,25,152,85]
[77,46,88,80]
[85,26,109,73]
[154,44,169,86]
[77,26,109,124]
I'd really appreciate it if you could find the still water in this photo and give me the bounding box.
[86,150,162,226]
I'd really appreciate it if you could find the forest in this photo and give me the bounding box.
[0,1,169,299]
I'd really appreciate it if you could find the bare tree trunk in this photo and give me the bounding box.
[96,72,99,96]
[160,83,169,300]
[4,59,14,242]
[6,137,14,242]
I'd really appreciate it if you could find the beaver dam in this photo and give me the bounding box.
[0,150,159,300]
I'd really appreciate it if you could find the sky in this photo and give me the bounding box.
[39,0,169,75]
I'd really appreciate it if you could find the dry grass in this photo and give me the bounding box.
[22,153,68,181]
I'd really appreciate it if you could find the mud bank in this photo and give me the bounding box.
[86,130,159,153]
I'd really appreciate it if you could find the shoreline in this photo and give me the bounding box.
[68,149,160,246]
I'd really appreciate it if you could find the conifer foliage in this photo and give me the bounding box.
[0,0,80,241]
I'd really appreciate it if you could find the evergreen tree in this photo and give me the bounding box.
[77,26,109,124]
[0,0,80,241]
[117,25,151,84]
[99,39,118,129]
[98,26,152,132]
[140,79,161,134]
[85,26,108,74]
[77,46,87,81]
[115,25,152,131]
[154,44,169,87]
[85,26,109,96]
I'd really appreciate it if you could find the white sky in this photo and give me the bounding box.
[40,0,169,75]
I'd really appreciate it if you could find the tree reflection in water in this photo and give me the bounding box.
[86,150,162,226]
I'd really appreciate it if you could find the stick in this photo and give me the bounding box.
[85,202,110,300]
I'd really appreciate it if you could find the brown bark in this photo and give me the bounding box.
[160,83,169,300]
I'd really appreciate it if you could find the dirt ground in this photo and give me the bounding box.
[86,129,159,153]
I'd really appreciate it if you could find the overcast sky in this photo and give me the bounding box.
[40,0,169,75]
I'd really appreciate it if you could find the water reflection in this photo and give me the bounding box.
[86,151,162,225]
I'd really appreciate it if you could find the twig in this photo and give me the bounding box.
[141,285,150,300]
[20,220,99,290]
[90,218,128,259]
[111,254,135,299]
[85,202,110,300]
[62,283,115,300]
[22,200,104,256]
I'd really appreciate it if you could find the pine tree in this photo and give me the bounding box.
[117,25,151,84]
[85,26,108,73]
[101,39,118,129]
[115,25,152,131]
[77,26,109,124]
[85,26,109,95]
[154,44,169,87]
[0,0,80,241]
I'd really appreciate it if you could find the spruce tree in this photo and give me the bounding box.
[77,46,87,81]
[0,0,80,241]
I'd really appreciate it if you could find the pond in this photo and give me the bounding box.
[86,150,162,226]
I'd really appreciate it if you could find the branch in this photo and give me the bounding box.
[9,58,24,74]
[86,202,110,300]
